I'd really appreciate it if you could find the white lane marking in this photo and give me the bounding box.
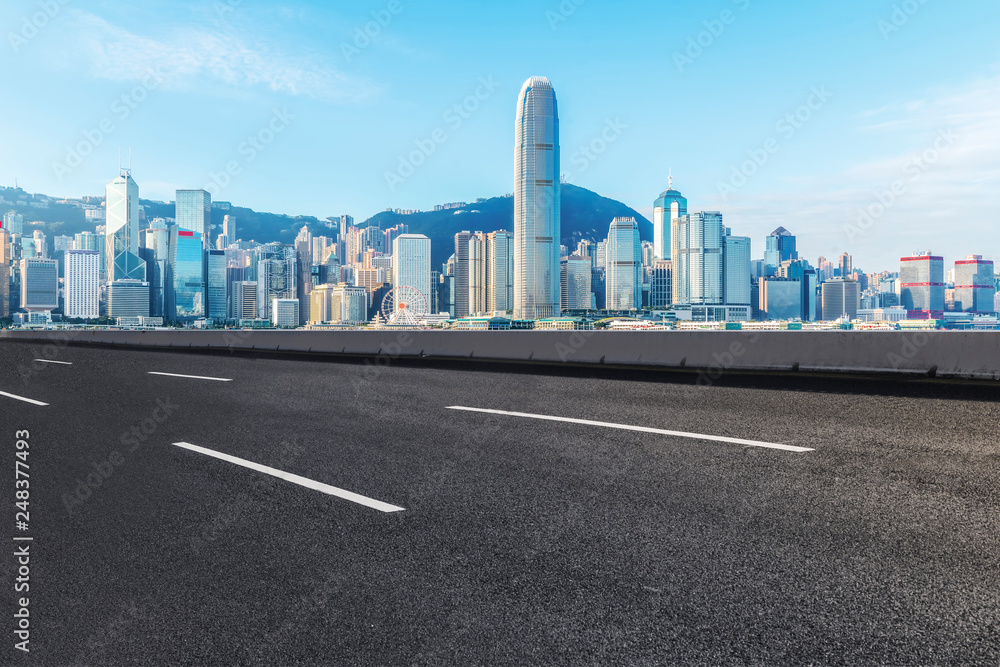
[149,372,232,382]
[0,391,49,407]
[171,442,405,513]
[34,359,72,365]
[446,406,814,453]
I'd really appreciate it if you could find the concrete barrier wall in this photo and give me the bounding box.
[2,329,999,381]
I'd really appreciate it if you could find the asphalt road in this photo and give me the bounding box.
[2,340,1000,666]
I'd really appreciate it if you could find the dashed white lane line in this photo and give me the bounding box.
[149,372,233,382]
[34,359,72,365]
[446,406,814,453]
[171,442,406,513]
[0,391,49,407]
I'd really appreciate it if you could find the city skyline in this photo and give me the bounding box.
[1,1,998,270]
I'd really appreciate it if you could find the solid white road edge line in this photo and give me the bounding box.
[34,359,73,365]
[0,391,49,407]
[149,372,233,382]
[446,406,814,453]
[171,442,406,513]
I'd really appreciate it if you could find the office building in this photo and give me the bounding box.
[222,214,237,244]
[169,229,205,322]
[650,260,672,309]
[206,249,227,321]
[723,233,752,306]
[231,281,258,320]
[176,190,212,247]
[64,250,100,319]
[106,169,146,282]
[672,212,724,306]
[839,252,853,279]
[561,255,592,311]
[822,278,860,320]
[142,220,171,318]
[778,259,819,321]
[487,231,514,313]
[653,176,687,260]
[605,217,642,310]
[257,257,296,320]
[392,234,432,314]
[272,298,299,327]
[3,211,24,235]
[953,255,994,314]
[310,283,367,324]
[19,258,58,311]
[468,233,488,315]
[764,227,797,275]
[900,253,945,315]
[0,229,9,319]
[759,278,802,321]
[453,231,473,317]
[108,279,151,318]
[514,76,560,320]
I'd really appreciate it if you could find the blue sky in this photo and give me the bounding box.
[1,0,998,270]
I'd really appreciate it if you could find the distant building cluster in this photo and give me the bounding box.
[3,76,999,332]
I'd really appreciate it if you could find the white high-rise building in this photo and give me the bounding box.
[488,230,514,313]
[64,250,100,319]
[672,212,724,306]
[605,217,642,310]
[723,234,752,307]
[2,211,24,235]
[561,255,592,311]
[652,174,687,260]
[106,169,145,281]
[392,234,432,313]
[514,76,560,320]
[232,281,258,320]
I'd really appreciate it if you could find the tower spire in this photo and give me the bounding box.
[668,168,673,190]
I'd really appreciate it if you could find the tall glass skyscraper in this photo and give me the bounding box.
[764,227,797,275]
[392,234,432,313]
[514,76,560,320]
[106,170,146,282]
[653,176,687,260]
[900,253,945,314]
[176,190,212,248]
[954,255,995,314]
[605,217,642,310]
[672,212,724,306]
[169,229,205,322]
[206,249,227,321]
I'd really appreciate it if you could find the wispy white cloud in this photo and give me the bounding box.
[53,10,379,103]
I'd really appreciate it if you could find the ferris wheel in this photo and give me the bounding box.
[380,286,429,326]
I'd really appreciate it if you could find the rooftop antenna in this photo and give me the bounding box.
[668,168,673,190]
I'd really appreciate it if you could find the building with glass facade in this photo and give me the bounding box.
[487,231,514,314]
[822,278,860,321]
[764,227,797,275]
[65,250,100,319]
[19,257,58,311]
[759,278,802,321]
[3,211,24,235]
[272,298,300,327]
[653,177,687,260]
[723,233,752,307]
[108,279,150,318]
[900,253,945,315]
[561,255,592,311]
[169,229,205,322]
[650,260,672,310]
[106,170,146,282]
[392,233,432,315]
[206,249,227,321]
[256,257,296,320]
[953,255,994,314]
[672,211,724,306]
[175,190,212,248]
[605,217,642,310]
[514,76,560,320]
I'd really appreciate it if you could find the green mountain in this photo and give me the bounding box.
[8,184,650,269]
[360,183,652,269]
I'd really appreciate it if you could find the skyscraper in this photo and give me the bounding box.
[764,227,797,275]
[839,252,853,279]
[106,169,146,282]
[514,76,560,320]
[468,233,488,316]
[392,234,432,314]
[487,230,514,313]
[176,190,212,248]
[605,217,642,310]
[257,257,296,320]
[822,278,860,320]
[20,258,59,311]
[222,214,237,244]
[900,252,945,315]
[169,229,205,322]
[723,233,752,307]
[3,211,24,236]
[64,250,100,319]
[0,229,10,319]
[650,260,672,310]
[672,212,724,306]
[653,175,687,260]
[953,256,994,314]
[453,231,473,318]
[231,281,258,320]
[206,249,227,321]
[561,255,592,311]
